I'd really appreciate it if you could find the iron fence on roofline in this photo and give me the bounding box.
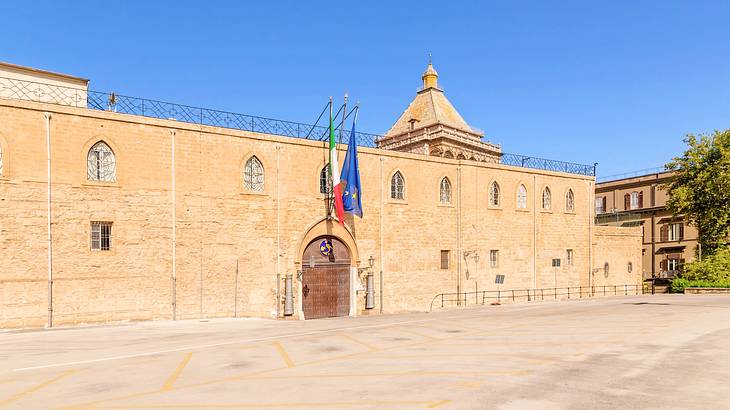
[0,75,596,176]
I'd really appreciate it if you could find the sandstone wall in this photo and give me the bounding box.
[0,98,637,328]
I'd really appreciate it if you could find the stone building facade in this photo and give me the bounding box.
[596,170,697,279]
[0,62,642,328]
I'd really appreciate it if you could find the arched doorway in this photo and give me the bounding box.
[301,236,351,319]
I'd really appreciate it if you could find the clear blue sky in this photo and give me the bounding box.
[2,1,729,177]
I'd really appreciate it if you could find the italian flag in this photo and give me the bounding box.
[329,101,345,224]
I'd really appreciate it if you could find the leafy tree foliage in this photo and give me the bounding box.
[664,130,730,256]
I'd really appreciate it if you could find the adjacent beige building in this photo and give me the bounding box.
[595,170,697,279]
[0,62,642,329]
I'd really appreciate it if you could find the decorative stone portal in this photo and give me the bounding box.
[301,236,351,319]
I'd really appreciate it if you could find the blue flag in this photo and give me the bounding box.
[340,115,363,218]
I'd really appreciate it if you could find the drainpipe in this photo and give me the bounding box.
[276,145,281,317]
[533,175,537,292]
[588,179,593,294]
[171,130,177,320]
[457,165,462,301]
[44,112,53,329]
[379,157,384,314]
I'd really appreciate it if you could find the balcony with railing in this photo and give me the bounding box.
[0,75,596,176]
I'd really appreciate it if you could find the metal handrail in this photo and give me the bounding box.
[429,284,643,312]
[0,75,596,176]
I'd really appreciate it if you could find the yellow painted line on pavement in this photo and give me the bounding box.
[160,352,193,392]
[338,333,379,352]
[272,341,294,368]
[91,399,448,408]
[63,326,492,409]
[0,369,78,406]
[398,328,438,341]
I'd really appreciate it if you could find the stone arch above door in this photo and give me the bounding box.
[296,218,360,267]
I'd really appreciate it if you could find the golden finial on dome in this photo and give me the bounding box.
[422,54,438,89]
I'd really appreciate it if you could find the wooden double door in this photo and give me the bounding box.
[302,264,350,319]
[301,236,351,320]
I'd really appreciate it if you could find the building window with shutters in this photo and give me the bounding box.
[440,250,450,269]
[490,250,499,268]
[668,223,683,241]
[90,221,112,251]
[628,191,643,210]
[595,196,606,214]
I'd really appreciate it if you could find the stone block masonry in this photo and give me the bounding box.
[0,98,641,328]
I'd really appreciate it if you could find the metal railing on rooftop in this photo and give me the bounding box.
[597,166,668,182]
[0,75,596,176]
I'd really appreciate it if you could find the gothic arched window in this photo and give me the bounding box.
[542,187,552,210]
[319,164,332,194]
[439,177,451,204]
[517,184,527,209]
[243,156,264,191]
[391,171,405,200]
[489,182,500,206]
[566,189,575,212]
[87,141,116,182]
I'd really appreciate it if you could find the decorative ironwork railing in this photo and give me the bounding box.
[0,75,596,176]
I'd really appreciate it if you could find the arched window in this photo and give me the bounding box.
[439,177,451,204]
[489,182,500,206]
[243,156,264,191]
[565,189,575,212]
[542,187,551,210]
[319,164,332,194]
[517,184,527,209]
[87,141,116,182]
[391,171,405,200]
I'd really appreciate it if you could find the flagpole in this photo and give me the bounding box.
[327,97,333,220]
[339,93,348,145]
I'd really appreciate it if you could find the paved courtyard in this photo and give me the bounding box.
[1,294,729,409]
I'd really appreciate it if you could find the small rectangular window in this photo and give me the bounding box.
[566,249,574,266]
[91,221,112,251]
[440,250,450,269]
[490,250,499,268]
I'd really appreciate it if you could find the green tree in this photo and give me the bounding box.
[664,129,730,256]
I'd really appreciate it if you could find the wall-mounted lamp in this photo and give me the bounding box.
[368,255,375,269]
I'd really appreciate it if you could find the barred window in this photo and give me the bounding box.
[391,171,404,200]
[490,250,499,268]
[440,250,450,269]
[517,184,527,209]
[439,177,451,204]
[91,221,112,251]
[319,164,332,194]
[542,187,551,210]
[566,189,575,212]
[87,141,116,182]
[243,156,264,191]
[566,249,574,265]
[489,181,500,206]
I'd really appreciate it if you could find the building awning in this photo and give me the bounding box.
[656,246,685,255]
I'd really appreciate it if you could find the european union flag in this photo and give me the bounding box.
[340,115,363,218]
